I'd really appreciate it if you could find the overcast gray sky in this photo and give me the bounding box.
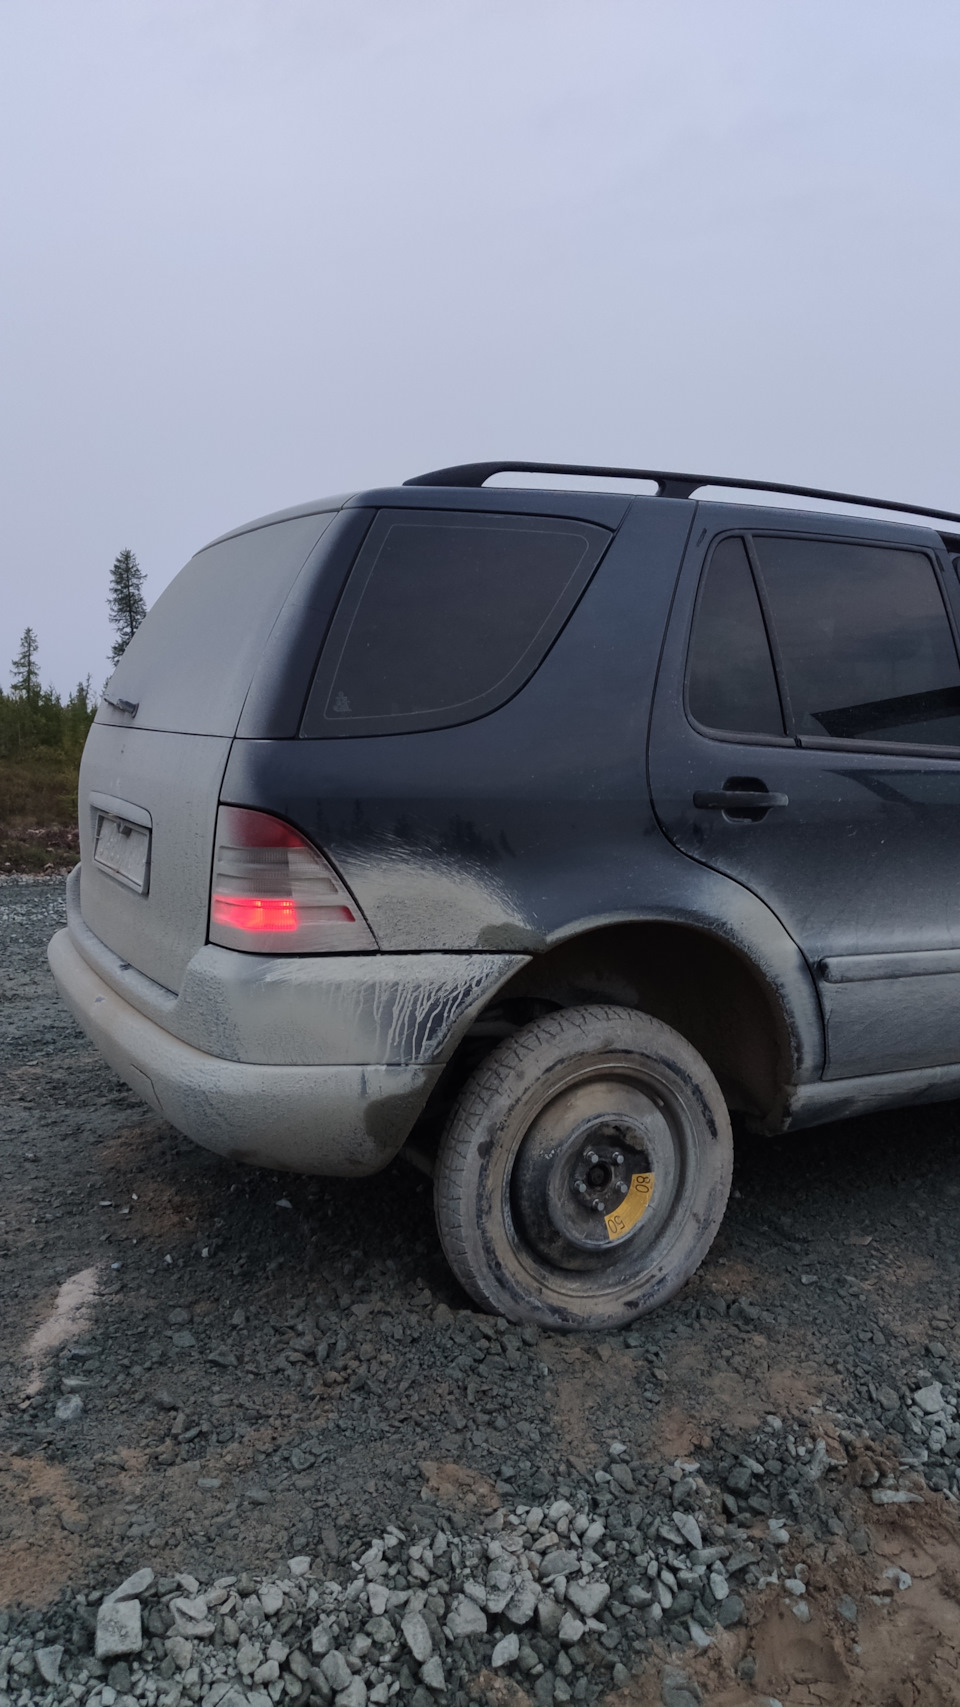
[2,0,959,696]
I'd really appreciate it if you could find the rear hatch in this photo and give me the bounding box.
[78,509,340,994]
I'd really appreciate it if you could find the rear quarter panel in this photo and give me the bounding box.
[222,498,693,950]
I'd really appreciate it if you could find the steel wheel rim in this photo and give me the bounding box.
[498,1055,700,1301]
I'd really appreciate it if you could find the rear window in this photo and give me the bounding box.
[99,513,335,737]
[301,509,611,737]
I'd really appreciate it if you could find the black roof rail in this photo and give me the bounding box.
[403,460,960,529]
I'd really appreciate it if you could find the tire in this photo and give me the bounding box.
[433,1004,733,1330]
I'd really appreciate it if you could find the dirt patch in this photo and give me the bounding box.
[0,1454,90,1605]
[648,1324,828,1449]
[419,1460,500,1513]
[626,1495,960,1707]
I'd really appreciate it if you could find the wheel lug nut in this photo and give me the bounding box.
[612,1151,624,1166]
[585,1150,598,1166]
[592,1198,604,1211]
[575,1180,587,1195]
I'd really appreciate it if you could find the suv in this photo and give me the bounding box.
[49,460,960,1329]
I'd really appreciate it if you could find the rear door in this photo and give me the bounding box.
[649,505,960,1079]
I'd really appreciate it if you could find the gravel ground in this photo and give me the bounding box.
[3,877,960,1707]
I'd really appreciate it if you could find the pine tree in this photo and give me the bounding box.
[107,549,147,665]
[10,626,40,703]
[67,676,93,716]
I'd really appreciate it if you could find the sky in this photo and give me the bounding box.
[2,0,960,696]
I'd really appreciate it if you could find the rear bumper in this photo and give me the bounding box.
[61,864,528,1067]
[48,928,441,1175]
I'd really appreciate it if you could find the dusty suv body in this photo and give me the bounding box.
[49,461,960,1327]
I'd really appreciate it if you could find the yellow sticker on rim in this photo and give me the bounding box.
[605,1172,655,1241]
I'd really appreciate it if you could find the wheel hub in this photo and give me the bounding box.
[511,1090,670,1272]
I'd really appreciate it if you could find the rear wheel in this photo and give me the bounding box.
[434,1004,733,1330]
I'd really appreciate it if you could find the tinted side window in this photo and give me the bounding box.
[302,510,610,737]
[687,536,785,736]
[754,537,960,746]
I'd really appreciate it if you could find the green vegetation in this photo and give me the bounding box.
[0,631,97,873]
[2,548,149,871]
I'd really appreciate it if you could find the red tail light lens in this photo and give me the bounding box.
[209,806,377,954]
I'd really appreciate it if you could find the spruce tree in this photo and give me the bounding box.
[107,548,147,665]
[10,626,40,703]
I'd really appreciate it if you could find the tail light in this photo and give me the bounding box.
[209,806,377,954]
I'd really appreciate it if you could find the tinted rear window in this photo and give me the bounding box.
[99,513,335,737]
[302,510,611,736]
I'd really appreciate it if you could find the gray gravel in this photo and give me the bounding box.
[3,878,960,1705]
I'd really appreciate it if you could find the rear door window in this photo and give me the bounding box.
[754,537,960,746]
[687,536,785,736]
[301,510,611,737]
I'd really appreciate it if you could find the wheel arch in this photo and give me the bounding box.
[455,919,798,1124]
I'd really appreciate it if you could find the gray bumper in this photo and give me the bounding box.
[49,927,442,1175]
[61,864,528,1067]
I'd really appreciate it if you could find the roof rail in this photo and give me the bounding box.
[403,460,960,529]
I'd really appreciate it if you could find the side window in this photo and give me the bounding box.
[687,536,785,736]
[301,509,610,737]
[753,537,960,746]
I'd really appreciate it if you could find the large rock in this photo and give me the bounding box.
[672,1513,702,1551]
[446,1595,487,1638]
[170,1596,216,1640]
[504,1579,540,1627]
[537,1596,564,1638]
[34,1646,63,1685]
[539,1550,579,1582]
[485,1568,517,1615]
[166,1635,193,1671]
[566,1580,610,1619]
[914,1383,943,1415]
[95,1598,143,1660]
[557,1612,585,1646]
[237,1637,262,1676]
[716,1594,745,1628]
[105,1568,155,1603]
[421,1656,446,1692]
[321,1650,354,1693]
[492,1633,520,1668]
[401,1611,433,1663]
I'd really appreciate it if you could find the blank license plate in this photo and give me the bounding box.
[93,813,151,894]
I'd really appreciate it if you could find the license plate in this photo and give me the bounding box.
[93,813,151,894]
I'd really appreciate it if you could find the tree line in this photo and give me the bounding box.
[0,550,147,762]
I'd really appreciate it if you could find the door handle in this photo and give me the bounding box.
[693,789,789,809]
